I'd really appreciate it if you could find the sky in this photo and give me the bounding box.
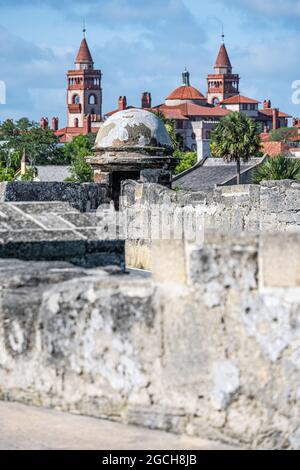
[0,0,299,126]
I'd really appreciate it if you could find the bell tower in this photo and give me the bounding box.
[67,29,102,130]
[207,36,240,105]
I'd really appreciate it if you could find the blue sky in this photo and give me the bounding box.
[0,0,299,126]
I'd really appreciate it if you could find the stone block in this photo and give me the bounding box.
[152,240,187,284]
[259,233,300,288]
[0,202,125,269]
[0,182,110,212]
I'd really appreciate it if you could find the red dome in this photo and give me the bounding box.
[166,85,205,101]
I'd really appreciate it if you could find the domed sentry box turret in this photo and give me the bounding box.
[86,108,177,208]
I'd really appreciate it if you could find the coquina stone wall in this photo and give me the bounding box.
[0,182,110,212]
[1,233,300,449]
[121,179,300,269]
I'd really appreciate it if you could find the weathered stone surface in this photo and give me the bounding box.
[152,240,187,284]
[0,202,125,269]
[121,180,300,268]
[259,233,300,288]
[0,182,110,212]
[94,109,172,152]
[122,179,300,236]
[1,234,300,449]
[1,180,300,449]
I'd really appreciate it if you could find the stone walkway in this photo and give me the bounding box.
[0,402,238,450]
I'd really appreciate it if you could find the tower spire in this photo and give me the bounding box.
[221,24,225,43]
[182,68,190,86]
[75,35,94,69]
[83,18,86,38]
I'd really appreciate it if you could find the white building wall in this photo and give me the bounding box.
[67,89,85,128]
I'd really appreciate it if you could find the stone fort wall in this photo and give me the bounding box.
[1,181,300,448]
[1,233,300,449]
[0,182,110,212]
[121,179,300,269]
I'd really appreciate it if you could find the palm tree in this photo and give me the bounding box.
[252,155,300,184]
[211,112,261,184]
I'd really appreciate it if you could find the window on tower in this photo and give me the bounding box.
[212,97,220,106]
[73,95,80,104]
[89,94,97,105]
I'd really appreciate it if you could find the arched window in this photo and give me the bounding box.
[89,94,97,105]
[212,97,220,106]
[73,94,80,104]
[74,118,79,128]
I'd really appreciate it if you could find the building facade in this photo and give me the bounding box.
[66,37,102,129]
[42,34,292,157]
[207,42,240,105]
[41,33,103,142]
[152,41,291,159]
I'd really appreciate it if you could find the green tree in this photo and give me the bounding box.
[0,119,16,138]
[174,150,197,175]
[211,112,261,184]
[270,127,297,144]
[0,164,15,182]
[64,135,93,183]
[0,118,66,170]
[20,167,37,182]
[252,155,300,184]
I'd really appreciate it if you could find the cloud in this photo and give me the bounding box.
[0,25,72,120]
[0,0,208,122]
[0,0,299,122]
[226,0,300,20]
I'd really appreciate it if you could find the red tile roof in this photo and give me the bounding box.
[215,44,232,68]
[157,103,230,119]
[221,95,260,105]
[260,132,271,141]
[166,85,206,101]
[178,103,230,117]
[289,134,300,141]
[76,38,93,64]
[105,106,135,118]
[258,108,291,118]
[152,105,189,120]
[55,126,98,143]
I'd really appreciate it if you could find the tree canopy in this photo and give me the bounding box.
[252,155,300,184]
[211,112,262,184]
[64,135,94,183]
[174,150,197,175]
[0,118,67,171]
[270,127,297,144]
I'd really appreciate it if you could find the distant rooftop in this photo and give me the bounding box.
[36,166,71,182]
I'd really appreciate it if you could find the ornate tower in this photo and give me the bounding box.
[67,31,102,129]
[207,39,240,105]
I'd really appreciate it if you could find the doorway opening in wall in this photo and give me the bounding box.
[112,171,140,210]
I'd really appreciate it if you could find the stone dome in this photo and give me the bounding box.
[94,108,173,152]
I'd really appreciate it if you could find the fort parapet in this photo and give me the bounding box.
[1,181,300,449]
[1,232,300,449]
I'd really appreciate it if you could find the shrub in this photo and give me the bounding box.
[252,155,300,183]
